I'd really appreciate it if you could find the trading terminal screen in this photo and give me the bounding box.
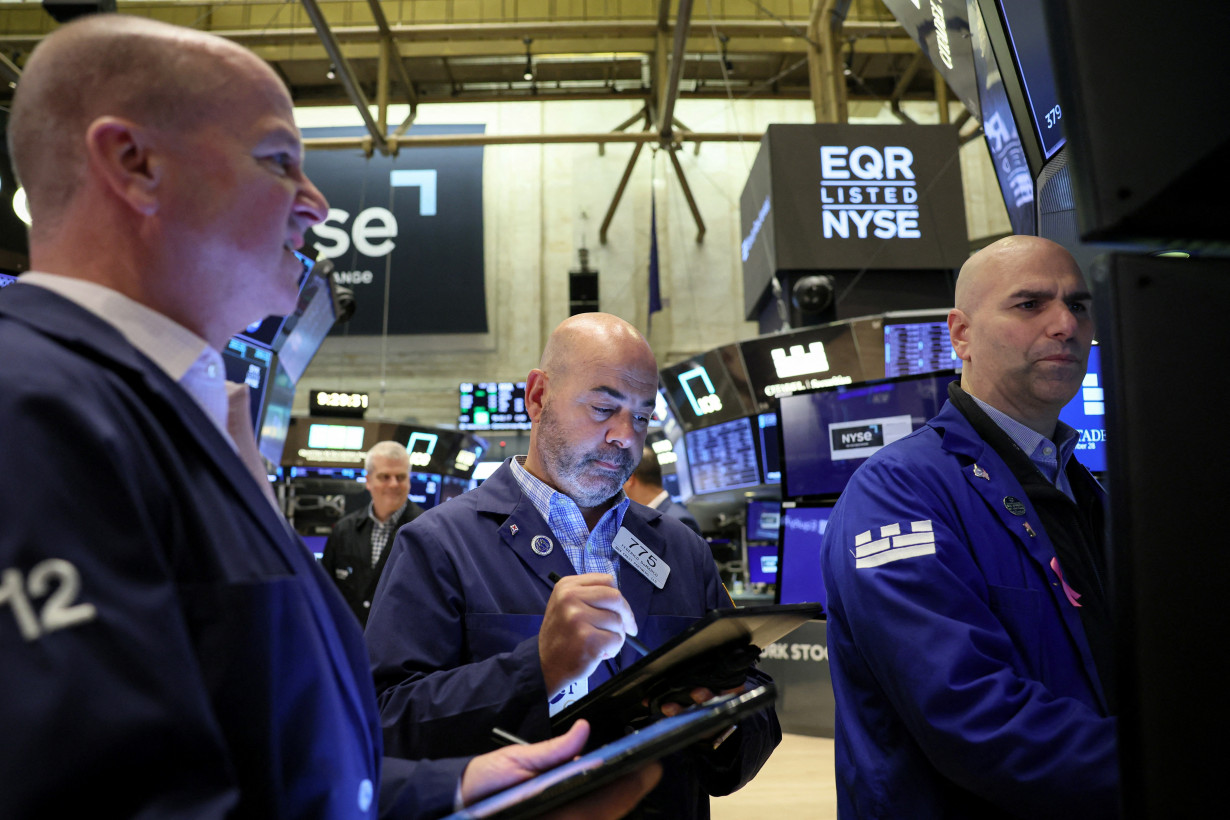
[685,416,761,495]
[459,382,531,430]
[884,320,962,378]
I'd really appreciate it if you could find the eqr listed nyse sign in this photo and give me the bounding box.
[820,145,921,240]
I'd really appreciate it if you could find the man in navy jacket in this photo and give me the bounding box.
[368,313,780,819]
[0,15,657,819]
[821,236,1118,818]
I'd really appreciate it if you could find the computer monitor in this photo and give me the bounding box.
[1058,342,1106,473]
[756,411,781,485]
[684,416,761,496]
[221,337,274,431]
[779,370,958,500]
[746,544,779,586]
[746,499,782,542]
[883,309,962,378]
[458,382,531,431]
[775,502,835,608]
[407,472,442,509]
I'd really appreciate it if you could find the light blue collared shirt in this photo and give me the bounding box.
[970,395,1079,501]
[509,455,630,587]
[20,272,231,442]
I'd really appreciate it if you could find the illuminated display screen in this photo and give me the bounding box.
[0,272,18,288]
[459,382,530,430]
[884,319,962,378]
[661,344,757,432]
[779,371,956,500]
[747,544,779,585]
[739,324,866,410]
[776,504,834,607]
[996,0,1066,161]
[747,499,782,542]
[1058,344,1107,473]
[685,416,761,495]
[307,424,365,450]
[405,472,441,508]
[756,412,781,485]
[222,338,274,431]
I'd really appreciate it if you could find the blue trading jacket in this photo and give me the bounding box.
[821,400,1118,819]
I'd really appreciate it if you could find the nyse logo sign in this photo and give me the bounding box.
[312,170,438,287]
[819,145,921,240]
[832,424,884,452]
[298,125,486,335]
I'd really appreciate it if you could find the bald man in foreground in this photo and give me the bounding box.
[0,15,659,818]
[820,236,1119,818]
[367,313,780,820]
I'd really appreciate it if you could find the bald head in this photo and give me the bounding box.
[954,235,1079,318]
[538,312,658,388]
[524,313,660,518]
[9,14,278,237]
[948,235,1094,434]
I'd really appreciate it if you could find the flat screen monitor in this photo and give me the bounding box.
[779,371,958,500]
[660,344,757,432]
[746,500,782,542]
[301,534,328,561]
[776,503,834,607]
[738,324,867,412]
[258,359,295,465]
[746,543,779,586]
[459,382,531,430]
[406,471,442,509]
[221,337,274,431]
[685,416,761,496]
[234,250,336,384]
[276,266,338,384]
[756,411,781,485]
[884,312,962,378]
[1058,343,1106,473]
[307,422,366,451]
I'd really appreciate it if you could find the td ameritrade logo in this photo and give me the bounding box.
[819,145,921,240]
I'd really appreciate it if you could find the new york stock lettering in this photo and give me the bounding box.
[819,145,922,240]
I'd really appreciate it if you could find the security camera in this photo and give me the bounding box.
[791,274,835,314]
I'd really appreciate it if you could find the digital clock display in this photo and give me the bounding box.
[310,390,370,418]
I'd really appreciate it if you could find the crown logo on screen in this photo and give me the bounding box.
[771,343,830,379]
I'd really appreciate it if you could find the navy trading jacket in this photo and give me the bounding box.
[0,284,465,819]
[366,461,781,820]
[821,399,1118,819]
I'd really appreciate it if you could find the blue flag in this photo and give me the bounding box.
[648,198,662,326]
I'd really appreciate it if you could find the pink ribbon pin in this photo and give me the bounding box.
[1050,556,1082,608]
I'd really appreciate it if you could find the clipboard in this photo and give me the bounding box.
[550,603,822,743]
[441,685,776,820]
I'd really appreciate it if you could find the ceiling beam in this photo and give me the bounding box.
[299,0,387,155]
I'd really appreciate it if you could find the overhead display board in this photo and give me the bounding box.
[740,124,968,319]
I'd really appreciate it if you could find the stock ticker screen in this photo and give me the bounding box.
[459,382,531,430]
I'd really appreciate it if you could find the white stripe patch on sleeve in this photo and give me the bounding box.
[854,520,936,568]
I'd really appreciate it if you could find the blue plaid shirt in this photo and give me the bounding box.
[970,395,1080,501]
[509,456,630,588]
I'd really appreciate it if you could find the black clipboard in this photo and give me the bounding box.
[441,685,776,820]
[551,603,822,743]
